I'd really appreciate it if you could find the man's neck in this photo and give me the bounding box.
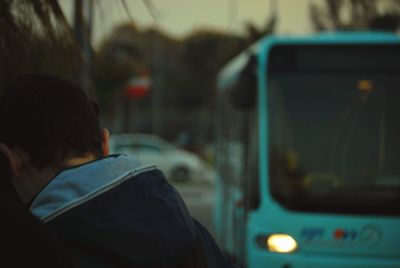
[15,155,97,206]
[14,167,56,206]
[63,155,97,168]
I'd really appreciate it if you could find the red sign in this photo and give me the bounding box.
[125,77,151,99]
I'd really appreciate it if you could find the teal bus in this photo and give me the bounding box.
[214,32,400,268]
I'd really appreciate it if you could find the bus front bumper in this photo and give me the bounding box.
[247,251,400,268]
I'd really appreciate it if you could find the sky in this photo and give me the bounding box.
[60,0,313,47]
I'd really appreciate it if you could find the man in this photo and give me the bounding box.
[0,146,73,267]
[0,75,235,267]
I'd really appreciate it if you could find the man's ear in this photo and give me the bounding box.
[0,143,23,177]
[101,128,110,156]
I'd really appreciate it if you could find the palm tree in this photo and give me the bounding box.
[310,0,400,32]
[0,0,79,93]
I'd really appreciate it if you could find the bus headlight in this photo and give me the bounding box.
[264,234,298,253]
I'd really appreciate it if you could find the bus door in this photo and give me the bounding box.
[227,56,259,264]
[215,92,247,255]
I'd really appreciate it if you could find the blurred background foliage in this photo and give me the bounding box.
[1,0,400,151]
[0,0,79,87]
[310,0,400,31]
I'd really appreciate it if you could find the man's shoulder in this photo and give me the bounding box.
[45,161,198,266]
[30,155,155,220]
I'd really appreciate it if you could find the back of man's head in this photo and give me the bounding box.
[0,75,102,170]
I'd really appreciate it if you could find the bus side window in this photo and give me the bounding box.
[229,55,257,110]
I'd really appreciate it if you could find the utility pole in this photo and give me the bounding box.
[74,0,95,99]
[145,1,164,137]
[270,0,278,22]
[228,0,238,33]
[151,34,165,136]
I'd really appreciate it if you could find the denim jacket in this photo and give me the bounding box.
[30,155,235,268]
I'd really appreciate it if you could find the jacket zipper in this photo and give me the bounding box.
[41,164,157,223]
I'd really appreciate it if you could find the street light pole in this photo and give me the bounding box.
[270,0,278,21]
[151,34,164,136]
[74,0,95,99]
[228,0,238,33]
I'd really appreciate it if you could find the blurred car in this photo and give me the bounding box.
[109,133,215,183]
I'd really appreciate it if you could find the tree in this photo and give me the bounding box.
[93,23,142,113]
[94,18,276,140]
[244,16,277,44]
[0,0,80,94]
[177,30,245,108]
[310,0,400,31]
[93,23,180,115]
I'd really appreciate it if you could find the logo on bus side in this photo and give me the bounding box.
[333,228,357,241]
[301,224,383,246]
[301,227,325,242]
[358,224,383,246]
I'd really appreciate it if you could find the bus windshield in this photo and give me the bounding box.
[268,46,400,215]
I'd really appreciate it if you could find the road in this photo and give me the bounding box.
[172,181,216,236]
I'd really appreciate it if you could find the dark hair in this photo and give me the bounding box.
[0,150,14,194]
[0,75,102,169]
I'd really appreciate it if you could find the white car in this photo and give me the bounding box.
[109,133,214,183]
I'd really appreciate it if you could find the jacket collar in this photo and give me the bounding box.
[30,154,142,220]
